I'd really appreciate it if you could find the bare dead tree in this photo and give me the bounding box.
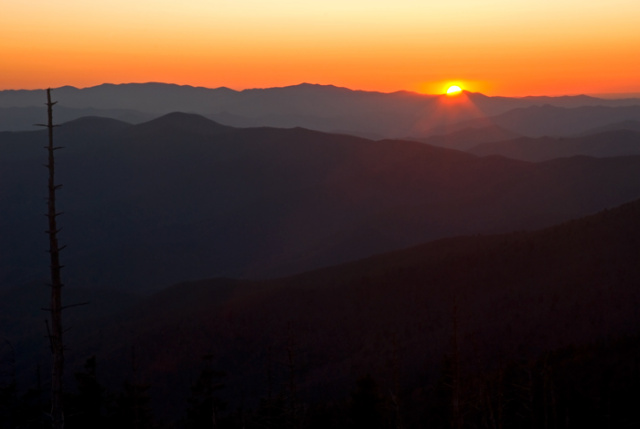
[38,88,65,429]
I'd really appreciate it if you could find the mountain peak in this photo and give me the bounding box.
[61,115,132,131]
[135,112,234,134]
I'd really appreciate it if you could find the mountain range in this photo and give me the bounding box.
[4,113,640,293]
[3,83,640,139]
[467,129,640,161]
[3,84,640,426]
[442,104,640,138]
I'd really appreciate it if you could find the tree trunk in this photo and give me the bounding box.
[43,88,65,429]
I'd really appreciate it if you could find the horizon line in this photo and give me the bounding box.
[2,81,640,99]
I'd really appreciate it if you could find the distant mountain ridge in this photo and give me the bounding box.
[467,129,640,161]
[2,83,640,138]
[578,119,640,135]
[411,124,520,151]
[430,104,640,138]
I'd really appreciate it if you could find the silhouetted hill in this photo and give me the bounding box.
[468,129,640,161]
[451,105,640,137]
[411,124,520,151]
[34,197,640,420]
[3,88,640,426]
[132,111,235,135]
[579,119,640,135]
[0,105,151,131]
[60,116,132,133]
[4,113,640,293]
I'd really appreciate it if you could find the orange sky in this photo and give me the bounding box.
[2,0,639,96]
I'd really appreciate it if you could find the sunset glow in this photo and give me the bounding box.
[2,0,640,96]
[446,86,463,96]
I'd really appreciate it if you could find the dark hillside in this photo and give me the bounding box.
[4,196,640,426]
[53,198,640,422]
[4,113,640,292]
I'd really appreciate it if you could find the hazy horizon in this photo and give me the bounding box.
[3,81,640,99]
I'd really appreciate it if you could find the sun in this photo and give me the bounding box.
[446,85,462,96]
